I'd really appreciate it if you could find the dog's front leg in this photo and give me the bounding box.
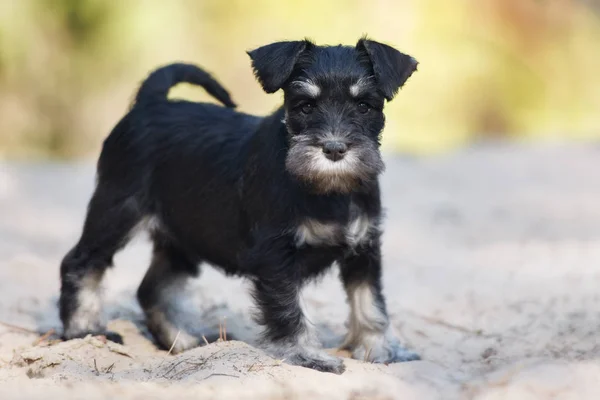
[249,241,345,374]
[339,240,420,363]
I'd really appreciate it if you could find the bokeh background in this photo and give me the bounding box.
[0,0,599,160]
[3,3,600,397]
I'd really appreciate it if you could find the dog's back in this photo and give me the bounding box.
[97,64,263,268]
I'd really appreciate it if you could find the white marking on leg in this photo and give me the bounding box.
[146,308,199,354]
[289,80,321,98]
[296,214,372,248]
[141,260,200,353]
[347,284,388,334]
[342,283,418,362]
[346,214,371,247]
[130,215,163,240]
[145,215,162,232]
[295,218,339,247]
[66,272,104,336]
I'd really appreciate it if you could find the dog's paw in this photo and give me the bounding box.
[350,342,420,363]
[385,343,421,362]
[103,331,124,345]
[62,330,124,345]
[149,327,200,354]
[288,351,346,374]
[303,356,346,374]
[266,343,346,374]
[345,331,420,364]
[164,332,199,354]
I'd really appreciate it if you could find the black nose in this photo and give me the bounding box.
[322,141,348,161]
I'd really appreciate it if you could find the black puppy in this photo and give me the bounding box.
[59,37,419,374]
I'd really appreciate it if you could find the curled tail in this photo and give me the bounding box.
[134,63,236,108]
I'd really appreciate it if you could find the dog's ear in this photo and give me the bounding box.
[356,38,418,101]
[247,40,310,93]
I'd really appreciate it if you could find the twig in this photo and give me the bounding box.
[165,349,225,380]
[160,358,189,379]
[182,349,224,368]
[404,311,499,338]
[223,317,227,341]
[0,321,37,334]
[198,373,239,381]
[105,362,115,374]
[157,330,182,369]
[93,359,115,375]
[363,347,372,363]
[202,335,209,346]
[33,329,55,346]
[247,361,284,372]
[166,330,181,357]
[108,347,133,358]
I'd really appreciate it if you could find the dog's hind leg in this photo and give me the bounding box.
[59,187,143,343]
[137,235,201,354]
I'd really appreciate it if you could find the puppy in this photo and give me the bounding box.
[59,37,419,374]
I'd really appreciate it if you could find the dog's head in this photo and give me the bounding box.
[248,37,418,194]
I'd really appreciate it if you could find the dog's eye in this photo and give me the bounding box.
[300,102,315,115]
[357,102,371,114]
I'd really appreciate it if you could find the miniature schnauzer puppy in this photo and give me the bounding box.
[59,37,419,374]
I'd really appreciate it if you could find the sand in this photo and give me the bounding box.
[1,142,600,399]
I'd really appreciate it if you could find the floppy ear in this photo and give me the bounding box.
[357,38,418,101]
[247,40,310,93]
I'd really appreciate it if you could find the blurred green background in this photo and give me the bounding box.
[0,0,599,160]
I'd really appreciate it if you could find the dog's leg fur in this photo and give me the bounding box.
[248,236,345,374]
[59,188,142,343]
[137,237,200,353]
[339,240,420,362]
[253,278,345,374]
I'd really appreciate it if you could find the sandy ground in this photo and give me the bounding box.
[1,142,600,399]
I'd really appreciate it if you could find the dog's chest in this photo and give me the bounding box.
[295,205,372,248]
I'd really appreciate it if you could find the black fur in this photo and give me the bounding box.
[247,40,310,93]
[357,37,418,101]
[134,62,237,108]
[59,37,419,374]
